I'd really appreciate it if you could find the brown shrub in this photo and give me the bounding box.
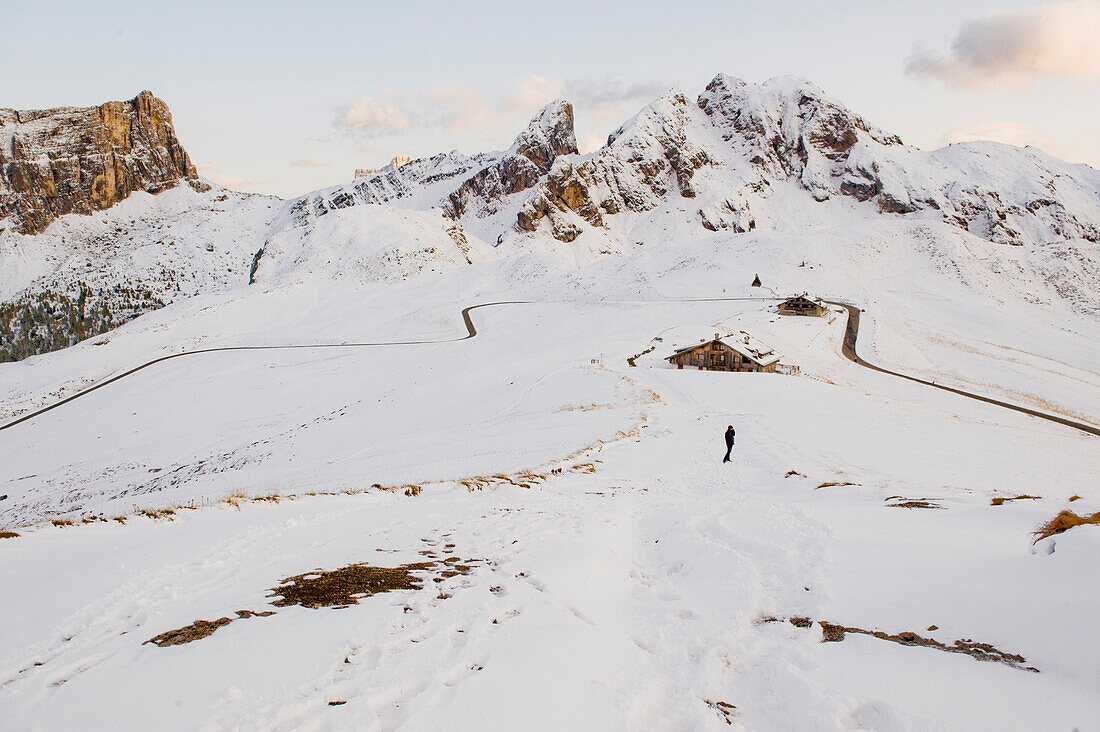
[1032,510,1100,543]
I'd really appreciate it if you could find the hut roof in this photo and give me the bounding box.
[781,293,826,307]
[667,332,781,368]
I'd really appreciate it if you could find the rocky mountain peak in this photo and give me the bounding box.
[697,74,901,194]
[0,90,207,235]
[443,101,578,221]
[509,99,577,168]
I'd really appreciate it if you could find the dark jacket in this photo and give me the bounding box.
[725,427,736,448]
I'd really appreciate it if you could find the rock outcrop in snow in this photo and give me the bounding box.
[0,91,208,235]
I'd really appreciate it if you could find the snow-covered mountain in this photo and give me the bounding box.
[3,74,1100,361]
[289,74,1100,257]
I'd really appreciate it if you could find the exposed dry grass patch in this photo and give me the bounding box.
[146,557,480,649]
[784,470,805,478]
[146,617,233,646]
[221,490,248,509]
[816,481,859,490]
[556,402,612,413]
[144,609,275,647]
[772,614,1037,672]
[991,494,1041,506]
[815,621,1037,672]
[459,469,554,492]
[1032,510,1100,543]
[51,519,73,527]
[0,531,19,539]
[1068,495,1081,502]
[137,508,176,521]
[704,699,737,725]
[269,560,464,609]
[885,496,943,509]
[460,476,493,491]
[370,483,418,495]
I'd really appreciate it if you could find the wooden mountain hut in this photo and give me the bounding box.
[666,333,781,373]
[778,294,828,317]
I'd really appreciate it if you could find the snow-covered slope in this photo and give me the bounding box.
[257,204,501,284]
[1,247,1098,729]
[0,185,278,360]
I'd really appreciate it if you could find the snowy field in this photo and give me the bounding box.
[2,202,1099,730]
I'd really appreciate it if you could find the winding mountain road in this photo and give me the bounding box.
[1,298,1096,437]
[826,301,1100,437]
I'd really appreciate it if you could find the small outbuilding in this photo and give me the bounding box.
[666,332,781,373]
[778,294,828,317]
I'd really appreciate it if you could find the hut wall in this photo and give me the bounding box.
[669,342,762,372]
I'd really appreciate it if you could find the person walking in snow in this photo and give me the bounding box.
[723,425,736,463]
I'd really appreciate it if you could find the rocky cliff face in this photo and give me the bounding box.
[0,90,207,235]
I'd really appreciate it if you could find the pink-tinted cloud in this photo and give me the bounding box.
[208,173,268,188]
[907,1,1100,90]
[335,97,416,135]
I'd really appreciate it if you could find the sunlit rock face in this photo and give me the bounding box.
[0,90,207,234]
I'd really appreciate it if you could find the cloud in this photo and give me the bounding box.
[290,157,331,168]
[565,79,668,108]
[503,75,665,114]
[907,1,1100,90]
[335,96,416,135]
[208,173,268,188]
[423,87,496,132]
[193,160,219,170]
[501,76,666,152]
[502,75,568,113]
[333,75,666,148]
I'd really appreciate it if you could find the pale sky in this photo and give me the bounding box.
[4,0,1098,198]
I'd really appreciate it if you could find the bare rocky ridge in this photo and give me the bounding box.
[293,74,1100,250]
[0,90,207,235]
